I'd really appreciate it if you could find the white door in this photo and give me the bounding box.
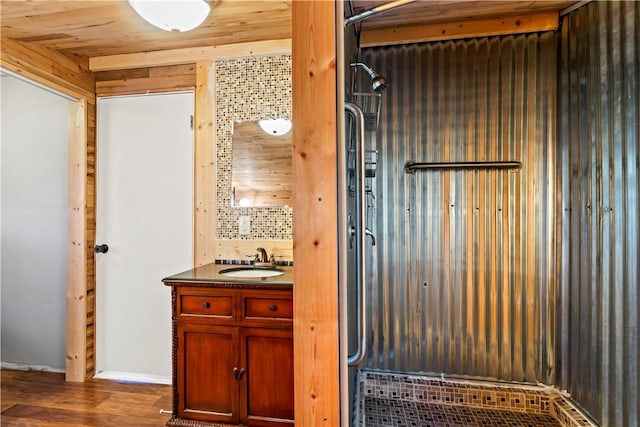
[96,92,194,383]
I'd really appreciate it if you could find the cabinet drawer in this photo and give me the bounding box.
[244,297,293,320]
[180,294,234,318]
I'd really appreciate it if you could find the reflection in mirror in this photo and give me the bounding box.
[231,120,292,208]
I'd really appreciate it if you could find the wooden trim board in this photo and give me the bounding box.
[194,62,217,267]
[90,39,291,71]
[360,12,559,47]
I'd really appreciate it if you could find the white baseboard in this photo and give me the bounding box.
[1,361,65,373]
[94,370,171,385]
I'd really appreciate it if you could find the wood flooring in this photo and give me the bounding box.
[1,369,172,426]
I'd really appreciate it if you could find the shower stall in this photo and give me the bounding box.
[357,30,558,382]
[338,1,639,427]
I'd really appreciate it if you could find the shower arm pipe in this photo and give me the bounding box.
[344,0,418,26]
[350,62,376,78]
[405,160,522,174]
[345,102,367,367]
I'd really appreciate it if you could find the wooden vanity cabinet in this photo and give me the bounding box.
[169,285,294,427]
[177,323,239,424]
[240,328,293,426]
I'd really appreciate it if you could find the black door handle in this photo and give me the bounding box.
[94,244,109,254]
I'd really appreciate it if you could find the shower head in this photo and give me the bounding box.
[371,74,388,93]
[351,62,389,93]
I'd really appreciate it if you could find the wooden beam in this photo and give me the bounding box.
[66,100,88,382]
[360,12,559,47]
[292,1,340,426]
[194,62,217,267]
[89,39,292,71]
[0,38,95,100]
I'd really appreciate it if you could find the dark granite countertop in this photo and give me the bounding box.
[162,262,293,288]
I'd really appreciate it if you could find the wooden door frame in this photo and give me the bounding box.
[0,77,92,382]
[1,39,96,382]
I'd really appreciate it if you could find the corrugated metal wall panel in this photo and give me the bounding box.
[558,2,639,426]
[361,32,557,384]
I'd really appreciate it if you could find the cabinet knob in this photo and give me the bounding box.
[269,304,278,312]
[202,302,211,309]
[233,367,245,381]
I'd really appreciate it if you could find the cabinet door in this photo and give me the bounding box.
[177,323,239,424]
[239,328,294,426]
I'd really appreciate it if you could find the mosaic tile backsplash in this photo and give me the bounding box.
[358,370,597,427]
[215,55,292,240]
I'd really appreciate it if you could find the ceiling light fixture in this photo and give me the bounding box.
[128,0,211,33]
[258,118,292,136]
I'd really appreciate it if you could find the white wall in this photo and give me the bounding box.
[1,74,69,371]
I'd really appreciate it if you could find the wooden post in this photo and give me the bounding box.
[66,100,88,381]
[194,62,217,266]
[292,1,340,425]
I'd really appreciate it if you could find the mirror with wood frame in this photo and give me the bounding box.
[231,120,293,208]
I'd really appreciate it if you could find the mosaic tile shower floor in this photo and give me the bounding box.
[362,397,562,427]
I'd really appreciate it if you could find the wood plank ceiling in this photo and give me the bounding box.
[1,0,578,60]
[0,0,292,57]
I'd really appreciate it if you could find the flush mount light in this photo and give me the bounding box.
[258,118,292,136]
[128,0,211,32]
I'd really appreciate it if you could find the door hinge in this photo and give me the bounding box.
[190,115,194,130]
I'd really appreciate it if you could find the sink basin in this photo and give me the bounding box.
[219,267,285,278]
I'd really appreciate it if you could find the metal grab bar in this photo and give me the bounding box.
[345,0,418,26]
[345,102,367,367]
[405,160,522,174]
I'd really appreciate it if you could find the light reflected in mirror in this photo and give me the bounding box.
[232,120,292,208]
